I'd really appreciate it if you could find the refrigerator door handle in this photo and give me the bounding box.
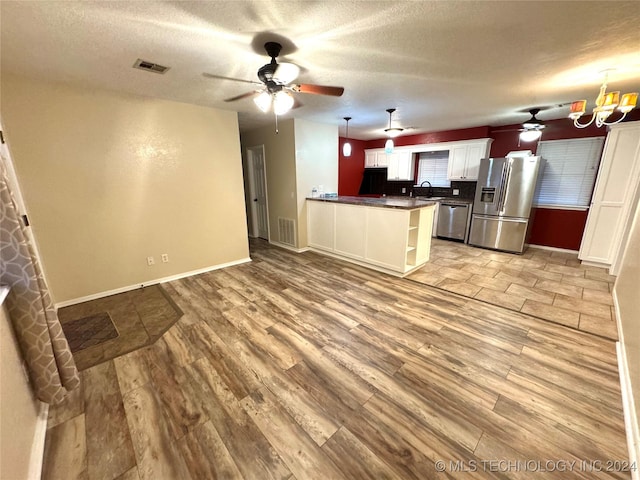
[499,159,513,214]
[496,162,508,212]
[472,214,528,223]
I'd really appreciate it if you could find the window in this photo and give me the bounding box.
[416,151,451,187]
[534,137,604,208]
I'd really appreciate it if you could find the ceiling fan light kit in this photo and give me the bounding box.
[212,41,344,119]
[568,70,638,128]
[342,117,352,157]
[519,108,545,142]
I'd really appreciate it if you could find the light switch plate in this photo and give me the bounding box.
[453,189,460,196]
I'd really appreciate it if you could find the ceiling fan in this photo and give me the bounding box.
[204,42,344,115]
[493,108,547,142]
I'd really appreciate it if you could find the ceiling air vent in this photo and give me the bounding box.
[133,59,170,74]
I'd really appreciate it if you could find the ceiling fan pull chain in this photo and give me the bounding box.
[274,110,279,134]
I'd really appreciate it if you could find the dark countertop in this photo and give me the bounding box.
[307,196,437,210]
[415,196,474,205]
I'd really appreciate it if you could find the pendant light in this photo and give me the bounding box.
[342,117,352,157]
[384,108,403,154]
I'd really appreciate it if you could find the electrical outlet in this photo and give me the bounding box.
[402,187,406,193]
[453,189,460,196]
[147,256,155,266]
[161,253,169,263]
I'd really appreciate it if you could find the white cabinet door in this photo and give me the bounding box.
[386,153,400,180]
[464,143,485,180]
[579,122,640,271]
[387,151,414,181]
[364,150,377,168]
[307,201,335,251]
[448,145,468,180]
[376,151,389,168]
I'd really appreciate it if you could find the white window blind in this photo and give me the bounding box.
[416,151,451,187]
[534,137,604,208]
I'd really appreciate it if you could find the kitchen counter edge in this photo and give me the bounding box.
[307,196,437,210]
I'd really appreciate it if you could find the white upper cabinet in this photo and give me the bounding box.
[365,139,492,183]
[447,140,491,180]
[364,150,389,168]
[387,151,414,181]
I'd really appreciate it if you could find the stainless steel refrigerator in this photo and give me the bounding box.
[469,156,544,253]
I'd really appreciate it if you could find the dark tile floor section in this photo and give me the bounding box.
[62,312,119,352]
[58,285,183,370]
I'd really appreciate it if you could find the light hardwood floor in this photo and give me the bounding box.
[408,239,618,340]
[43,239,631,479]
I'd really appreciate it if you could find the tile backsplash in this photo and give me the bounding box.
[396,180,477,199]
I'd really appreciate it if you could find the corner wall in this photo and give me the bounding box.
[0,298,42,480]
[294,119,338,247]
[2,75,249,304]
[614,196,640,465]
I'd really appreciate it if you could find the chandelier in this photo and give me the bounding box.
[569,71,637,128]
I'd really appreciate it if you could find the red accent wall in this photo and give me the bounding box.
[528,208,589,251]
[338,137,367,195]
[336,112,640,250]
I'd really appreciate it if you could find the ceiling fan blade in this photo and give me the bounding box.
[224,91,259,102]
[292,84,344,97]
[203,72,262,86]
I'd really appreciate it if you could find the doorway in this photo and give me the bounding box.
[246,145,269,240]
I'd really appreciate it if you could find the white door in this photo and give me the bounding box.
[247,146,269,240]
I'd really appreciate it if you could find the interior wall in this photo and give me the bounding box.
[241,120,297,246]
[0,298,41,480]
[338,136,367,196]
[294,119,338,247]
[2,75,249,304]
[614,195,640,457]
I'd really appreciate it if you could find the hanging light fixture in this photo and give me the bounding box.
[384,108,403,154]
[569,70,638,128]
[342,117,352,157]
[519,108,545,142]
[253,91,272,113]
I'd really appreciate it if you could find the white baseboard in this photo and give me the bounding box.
[613,292,640,478]
[54,257,252,308]
[617,341,639,479]
[268,240,310,253]
[28,402,49,480]
[528,244,579,254]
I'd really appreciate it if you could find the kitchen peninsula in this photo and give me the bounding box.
[307,196,436,276]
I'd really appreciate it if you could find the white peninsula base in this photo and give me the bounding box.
[307,197,435,277]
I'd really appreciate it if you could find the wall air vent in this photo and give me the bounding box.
[278,218,296,247]
[133,59,170,74]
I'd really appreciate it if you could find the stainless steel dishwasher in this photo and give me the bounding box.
[437,201,472,243]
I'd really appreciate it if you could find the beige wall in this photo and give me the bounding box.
[241,118,338,248]
[614,195,640,443]
[0,298,41,480]
[2,75,249,304]
[294,119,338,247]
[241,120,298,245]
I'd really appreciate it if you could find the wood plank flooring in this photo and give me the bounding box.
[42,239,631,479]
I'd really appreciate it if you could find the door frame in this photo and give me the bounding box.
[246,145,270,240]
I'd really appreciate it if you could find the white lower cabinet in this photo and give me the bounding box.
[307,201,335,251]
[307,200,434,275]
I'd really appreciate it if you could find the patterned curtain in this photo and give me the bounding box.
[0,158,79,404]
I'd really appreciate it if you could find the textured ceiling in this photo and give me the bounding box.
[2,1,639,139]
